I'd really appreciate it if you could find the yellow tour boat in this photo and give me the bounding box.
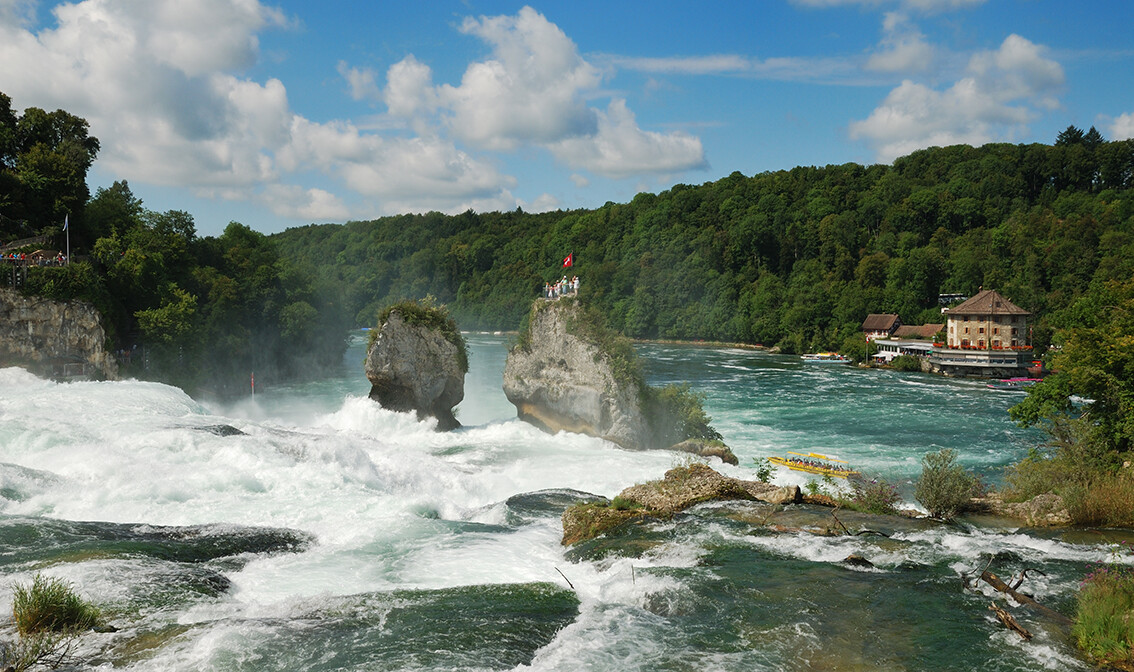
[767,452,858,479]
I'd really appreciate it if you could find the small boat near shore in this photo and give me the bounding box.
[986,377,1040,391]
[768,452,858,478]
[800,352,848,363]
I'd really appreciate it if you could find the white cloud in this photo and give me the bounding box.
[850,34,1064,162]
[0,0,522,222]
[338,61,382,102]
[370,6,706,178]
[434,6,601,150]
[0,0,36,27]
[1,2,707,224]
[549,99,707,179]
[525,193,561,213]
[570,174,590,188]
[260,184,351,221]
[383,55,438,120]
[866,12,933,73]
[607,54,860,83]
[1113,113,1134,141]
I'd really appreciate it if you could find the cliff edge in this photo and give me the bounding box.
[364,301,467,431]
[0,288,117,380]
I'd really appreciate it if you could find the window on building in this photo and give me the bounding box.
[1012,339,1018,347]
[964,327,969,334]
[979,327,985,334]
[1012,328,1018,335]
[978,340,985,348]
[993,327,999,335]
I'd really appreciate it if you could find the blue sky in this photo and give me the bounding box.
[2,0,1132,237]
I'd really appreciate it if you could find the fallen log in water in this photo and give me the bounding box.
[980,570,1073,626]
[990,602,1033,640]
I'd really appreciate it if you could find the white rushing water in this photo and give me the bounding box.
[0,335,1121,671]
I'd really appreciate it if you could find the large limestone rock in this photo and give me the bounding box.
[364,309,465,431]
[504,300,649,450]
[0,288,117,379]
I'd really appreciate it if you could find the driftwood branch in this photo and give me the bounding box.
[990,602,1033,640]
[980,571,1072,626]
[830,509,851,535]
[1010,568,1047,590]
[829,509,891,537]
[554,567,575,591]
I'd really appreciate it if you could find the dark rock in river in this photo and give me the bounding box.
[365,309,465,431]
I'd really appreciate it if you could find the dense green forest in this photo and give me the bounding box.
[273,133,1134,356]
[1,93,347,394]
[4,86,1133,391]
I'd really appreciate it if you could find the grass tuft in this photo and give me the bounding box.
[12,574,102,636]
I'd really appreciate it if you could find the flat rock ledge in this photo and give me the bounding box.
[561,463,799,545]
[970,492,1071,527]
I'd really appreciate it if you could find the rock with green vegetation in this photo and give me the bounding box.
[504,299,729,456]
[365,299,468,431]
[561,463,800,545]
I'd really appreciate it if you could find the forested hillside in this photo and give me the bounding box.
[1,93,348,394]
[273,134,1134,355]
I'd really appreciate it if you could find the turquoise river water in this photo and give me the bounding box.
[0,333,1126,670]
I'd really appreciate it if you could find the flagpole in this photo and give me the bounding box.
[64,214,70,265]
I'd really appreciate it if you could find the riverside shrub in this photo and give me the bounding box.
[915,449,980,520]
[845,475,901,515]
[1074,547,1134,668]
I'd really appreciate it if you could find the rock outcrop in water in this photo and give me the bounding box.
[0,288,117,379]
[504,298,646,449]
[561,463,800,545]
[503,298,734,461]
[364,301,467,431]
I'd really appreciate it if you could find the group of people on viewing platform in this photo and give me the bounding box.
[1,251,67,266]
[544,275,579,299]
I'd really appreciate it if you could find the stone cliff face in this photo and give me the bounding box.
[364,309,465,431]
[503,299,649,450]
[0,288,117,379]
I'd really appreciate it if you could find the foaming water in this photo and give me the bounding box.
[0,337,1110,670]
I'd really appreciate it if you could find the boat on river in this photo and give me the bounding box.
[800,352,848,363]
[986,377,1040,391]
[768,452,858,478]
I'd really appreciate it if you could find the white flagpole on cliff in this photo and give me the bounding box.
[63,214,70,265]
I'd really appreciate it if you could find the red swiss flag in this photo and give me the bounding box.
[562,253,573,268]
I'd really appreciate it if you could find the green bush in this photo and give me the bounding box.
[12,574,101,636]
[889,355,922,372]
[644,383,722,448]
[1074,555,1134,668]
[843,475,902,515]
[914,449,980,520]
[751,457,774,483]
